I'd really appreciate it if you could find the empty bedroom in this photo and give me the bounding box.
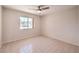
[0,5,79,53]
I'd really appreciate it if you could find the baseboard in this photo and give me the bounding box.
[42,35,79,47]
[2,34,41,45]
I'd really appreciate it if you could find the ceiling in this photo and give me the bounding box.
[3,5,76,16]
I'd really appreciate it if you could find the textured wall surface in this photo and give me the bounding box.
[2,8,40,44]
[41,7,79,46]
[0,6,2,48]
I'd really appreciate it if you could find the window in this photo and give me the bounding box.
[20,16,32,29]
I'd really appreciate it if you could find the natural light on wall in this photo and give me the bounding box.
[20,16,32,29]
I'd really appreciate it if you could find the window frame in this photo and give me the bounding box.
[19,16,33,30]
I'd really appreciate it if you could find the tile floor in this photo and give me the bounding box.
[1,36,79,53]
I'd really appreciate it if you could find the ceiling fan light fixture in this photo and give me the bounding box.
[37,10,42,14]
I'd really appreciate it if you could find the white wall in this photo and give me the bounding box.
[0,6,2,48]
[41,7,79,46]
[77,6,79,44]
[2,6,79,46]
[2,7,40,44]
[77,6,79,39]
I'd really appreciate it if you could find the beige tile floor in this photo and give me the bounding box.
[1,36,79,53]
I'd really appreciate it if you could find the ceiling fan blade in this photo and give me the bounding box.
[42,7,49,10]
[38,5,45,7]
[28,5,49,12]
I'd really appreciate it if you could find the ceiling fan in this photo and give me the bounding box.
[36,5,50,11]
[30,5,50,14]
